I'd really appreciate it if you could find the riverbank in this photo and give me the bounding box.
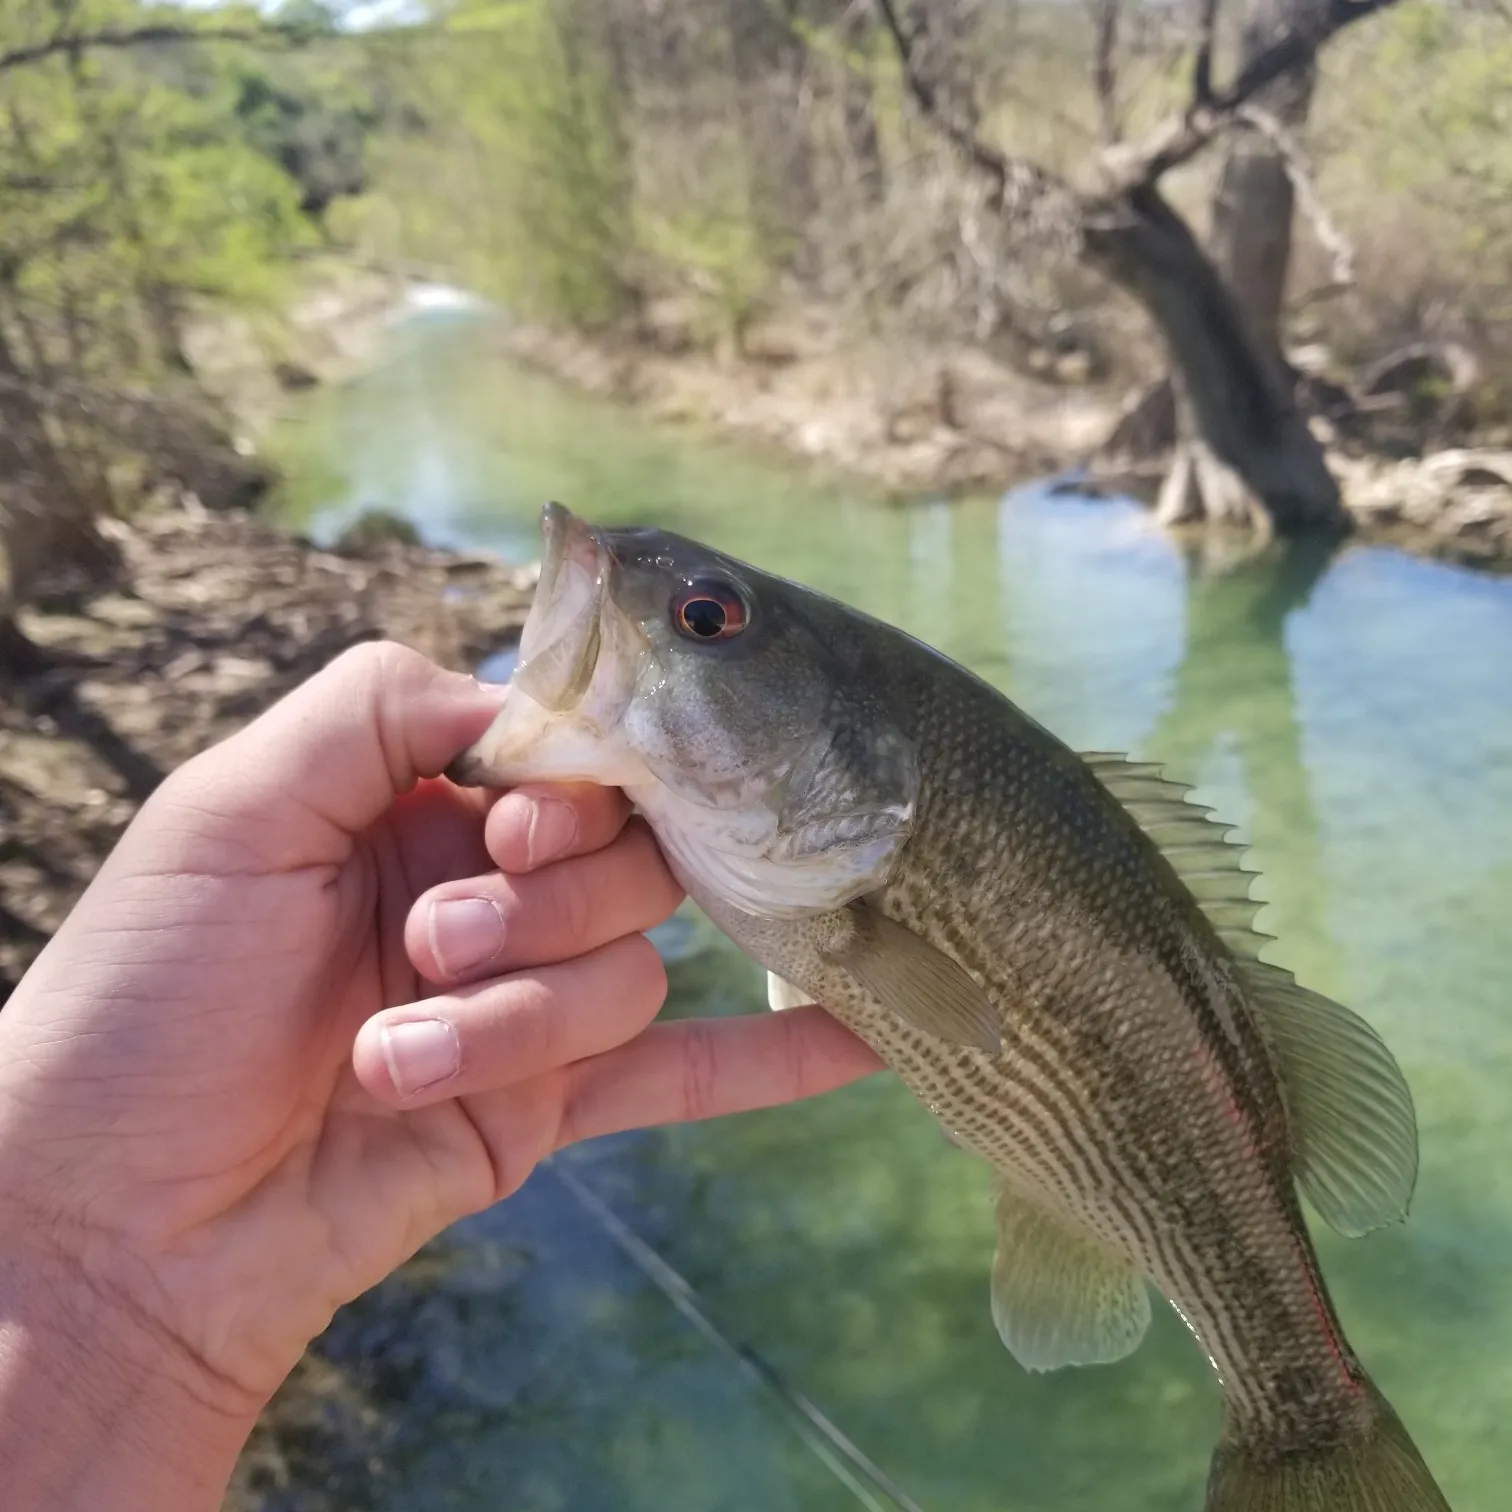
[495,303,1512,571]
[0,504,534,1000]
[498,305,1118,498]
[178,255,1512,574]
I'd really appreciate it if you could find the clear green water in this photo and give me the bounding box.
[267,312,1509,1512]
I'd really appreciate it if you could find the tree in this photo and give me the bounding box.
[0,3,316,676]
[873,0,1397,538]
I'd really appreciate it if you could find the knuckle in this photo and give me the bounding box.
[619,933,668,1015]
[679,1017,723,1124]
[331,638,422,681]
[545,859,595,949]
[778,1007,815,1101]
[498,974,563,1071]
[624,823,679,907]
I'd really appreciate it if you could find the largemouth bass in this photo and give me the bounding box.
[449,502,1450,1512]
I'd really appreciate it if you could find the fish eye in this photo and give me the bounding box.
[672,579,749,642]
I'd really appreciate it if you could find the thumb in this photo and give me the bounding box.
[166,641,507,859]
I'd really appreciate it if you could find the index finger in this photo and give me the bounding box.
[554,1006,884,1148]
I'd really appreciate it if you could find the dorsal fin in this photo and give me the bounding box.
[1078,752,1273,960]
[1079,751,1419,1238]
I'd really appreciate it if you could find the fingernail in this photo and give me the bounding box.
[526,797,578,867]
[430,896,505,977]
[381,1018,460,1098]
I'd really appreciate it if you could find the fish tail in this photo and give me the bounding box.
[1206,1378,1451,1512]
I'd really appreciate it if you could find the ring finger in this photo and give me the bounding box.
[354,932,669,1106]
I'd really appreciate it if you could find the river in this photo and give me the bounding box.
[263,308,1508,1512]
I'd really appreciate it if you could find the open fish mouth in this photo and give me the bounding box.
[446,502,633,791]
[510,501,610,713]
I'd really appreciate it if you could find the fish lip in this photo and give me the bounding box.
[536,500,605,602]
[512,502,611,712]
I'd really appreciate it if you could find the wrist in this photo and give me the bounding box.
[0,1222,260,1512]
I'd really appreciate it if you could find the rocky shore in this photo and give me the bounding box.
[0,503,534,1001]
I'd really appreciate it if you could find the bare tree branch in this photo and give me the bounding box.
[1112,0,1400,188]
[1220,0,1395,108]
[1092,0,1123,143]
[1193,0,1220,106]
[0,23,295,75]
[872,0,1006,193]
[877,0,1397,207]
[871,0,1072,219]
[1234,102,1353,292]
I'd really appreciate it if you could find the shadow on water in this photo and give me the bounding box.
[249,317,1509,1512]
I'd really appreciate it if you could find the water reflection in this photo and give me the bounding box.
[257,316,1507,1512]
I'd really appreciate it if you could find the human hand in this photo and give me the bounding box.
[0,641,880,1508]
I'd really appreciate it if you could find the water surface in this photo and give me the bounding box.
[266,313,1508,1511]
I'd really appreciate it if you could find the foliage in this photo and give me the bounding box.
[0,1,329,650]
[1313,2,1512,367]
[331,0,637,327]
[5,0,1512,653]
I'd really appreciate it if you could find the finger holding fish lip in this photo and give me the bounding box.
[404,818,683,985]
[353,932,669,1105]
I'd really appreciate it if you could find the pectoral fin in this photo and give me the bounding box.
[990,1181,1152,1372]
[827,903,1002,1053]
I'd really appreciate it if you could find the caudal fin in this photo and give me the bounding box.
[1206,1381,1450,1512]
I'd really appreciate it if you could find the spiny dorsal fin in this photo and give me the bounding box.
[1080,753,1419,1239]
[1079,752,1273,961]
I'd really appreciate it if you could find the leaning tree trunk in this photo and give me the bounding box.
[1103,0,1345,535]
[1083,184,1347,536]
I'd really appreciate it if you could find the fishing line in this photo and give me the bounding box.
[548,1159,930,1512]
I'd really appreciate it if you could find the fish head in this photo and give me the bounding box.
[449,502,919,918]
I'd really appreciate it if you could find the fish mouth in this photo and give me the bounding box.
[510,501,611,713]
[445,501,625,790]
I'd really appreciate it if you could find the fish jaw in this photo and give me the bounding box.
[447,503,646,790]
[510,501,612,714]
[446,684,648,791]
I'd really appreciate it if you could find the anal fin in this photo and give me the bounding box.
[989,1180,1151,1372]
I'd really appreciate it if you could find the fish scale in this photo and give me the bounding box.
[453,503,1452,1511]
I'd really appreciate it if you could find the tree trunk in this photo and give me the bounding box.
[1083,184,1348,536]
[1208,0,1316,360]
[1131,0,1335,535]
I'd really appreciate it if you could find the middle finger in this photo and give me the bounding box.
[405,818,684,985]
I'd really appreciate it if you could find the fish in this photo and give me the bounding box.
[448,501,1451,1512]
